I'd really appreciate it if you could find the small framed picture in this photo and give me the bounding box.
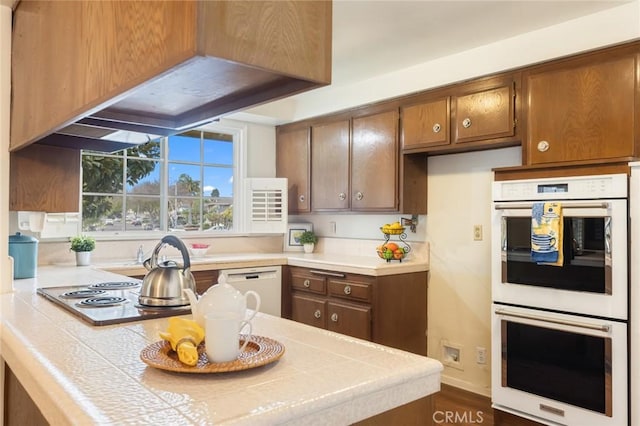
[285,223,313,251]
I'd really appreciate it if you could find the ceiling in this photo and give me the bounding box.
[331,0,631,85]
[233,0,634,125]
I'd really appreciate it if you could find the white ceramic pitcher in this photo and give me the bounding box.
[183,275,261,328]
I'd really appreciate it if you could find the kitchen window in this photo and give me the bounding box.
[81,124,242,234]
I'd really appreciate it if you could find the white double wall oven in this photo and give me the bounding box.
[491,174,629,426]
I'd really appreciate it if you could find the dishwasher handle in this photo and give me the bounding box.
[223,269,279,282]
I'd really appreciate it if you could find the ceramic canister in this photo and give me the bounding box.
[8,232,38,279]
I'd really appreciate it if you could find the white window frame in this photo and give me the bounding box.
[41,121,248,240]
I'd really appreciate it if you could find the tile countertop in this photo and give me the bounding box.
[1,266,441,425]
[99,251,429,277]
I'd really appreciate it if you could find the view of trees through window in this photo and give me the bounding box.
[81,130,234,233]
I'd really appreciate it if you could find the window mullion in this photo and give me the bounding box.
[160,137,169,232]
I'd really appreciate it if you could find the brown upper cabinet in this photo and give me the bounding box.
[401,74,519,153]
[311,119,352,211]
[10,145,80,213]
[311,110,399,212]
[523,43,639,165]
[276,127,312,214]
[351,110,399,211]
[10,1,332,151]
[401,98,451,150]
[277,109,425,215]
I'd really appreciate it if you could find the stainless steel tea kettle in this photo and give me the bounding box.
[138,235,196,307]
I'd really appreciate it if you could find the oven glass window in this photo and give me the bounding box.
[503,321,611,415]
[504,217,608,293]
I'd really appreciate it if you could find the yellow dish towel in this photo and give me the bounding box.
[531,202,563,266]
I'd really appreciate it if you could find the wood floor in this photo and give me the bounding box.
[433,384,544,426]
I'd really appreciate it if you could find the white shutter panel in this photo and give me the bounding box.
[245,178,288,233]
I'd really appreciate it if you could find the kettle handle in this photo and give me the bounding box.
[160,235,191,269]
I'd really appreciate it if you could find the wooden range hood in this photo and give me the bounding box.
[10,1,332,152]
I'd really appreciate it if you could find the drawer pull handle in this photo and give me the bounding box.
[314,309,322,319]
[462,118,472,128]
[344,285,352,295]
[338,192,346,201]
[331,313,338,322]
[432,123,441,133]
[309,270,346,278]
[299,195,305,203]
[355,191,364,201]
[303,279,311,288]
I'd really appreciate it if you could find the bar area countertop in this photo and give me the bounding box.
[1,266,442,425]
[99,251,429,277]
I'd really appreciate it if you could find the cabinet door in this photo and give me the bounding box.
[291,294,327,329]
[9,144,81,213]
[454,84,515,144]
[401,98,450,150]
[327,301,371,341]
[276,127,311,213]
[311,120,350,211]
[526,55,636,164]
[351,110,399,211]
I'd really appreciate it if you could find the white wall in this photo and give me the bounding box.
[426,147,521,395]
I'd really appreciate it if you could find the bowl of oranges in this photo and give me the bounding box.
[376,242,407,262]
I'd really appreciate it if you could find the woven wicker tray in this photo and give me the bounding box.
[140,335,285,373]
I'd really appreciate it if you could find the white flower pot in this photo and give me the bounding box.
[303,243,315,254]
[75,251,92,266]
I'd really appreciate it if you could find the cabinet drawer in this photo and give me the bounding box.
[291,273,326,294]
[328,279,372,303]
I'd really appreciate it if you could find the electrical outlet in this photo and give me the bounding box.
[476,346,487,364]
[473,225,483,241]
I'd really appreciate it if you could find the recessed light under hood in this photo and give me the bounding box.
[36,119,182,153]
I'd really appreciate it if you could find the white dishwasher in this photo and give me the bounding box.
[219,266,282,317]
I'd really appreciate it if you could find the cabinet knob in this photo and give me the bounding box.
[314,309,322,319]
[299,195,305,203]
[303,279,310,288]
[462,118,472,128]
[343,285,352,295]
[355,191,364,201]
[338,192,346,201]
[537,140,550,152]
[432,123,441,133]
[331,313,339,322]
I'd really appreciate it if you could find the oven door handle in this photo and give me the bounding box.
[494,202,610,210]
[495,308,611,332]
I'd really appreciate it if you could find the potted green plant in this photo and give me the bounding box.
[70,235,96,266]
[298,230,318,253]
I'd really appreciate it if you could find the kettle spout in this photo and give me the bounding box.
[183,288,198,314]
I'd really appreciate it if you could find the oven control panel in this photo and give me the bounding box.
[493,173,628,201]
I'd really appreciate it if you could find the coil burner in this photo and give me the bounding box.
[77,296,128,308]
[60,289,106,299]
[88,282,140,290]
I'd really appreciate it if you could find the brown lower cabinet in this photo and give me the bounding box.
[284,266,428,356]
